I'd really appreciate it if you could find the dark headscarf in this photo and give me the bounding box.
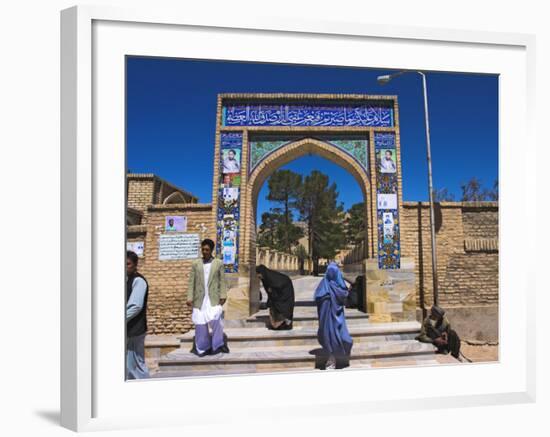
[430,305,446,319]
[255,264,295,320]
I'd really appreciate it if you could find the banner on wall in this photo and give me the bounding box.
[383,212,395,244]
[222,148,241,173]
[379,148,397,173]
[158,233,200,260]
[377,193,397,210]
[165,215,187,232]
[375,131,400,269]
[217,132,243,272]
[127,241,144,257]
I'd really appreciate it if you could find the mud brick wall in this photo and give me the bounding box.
[462,204,499,239]
[400,201,498,308]
[127,177,156,214]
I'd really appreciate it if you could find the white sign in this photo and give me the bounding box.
[127,241,144,257]
[158,233,200,260]
[377,193,397,210]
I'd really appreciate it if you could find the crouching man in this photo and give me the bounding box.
[416,305,461,359]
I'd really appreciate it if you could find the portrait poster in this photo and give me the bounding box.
[379,148,397,173]
[220,172,241,187]
[165,215,187,232]
[383,212,395,243]
[221,148,241,174]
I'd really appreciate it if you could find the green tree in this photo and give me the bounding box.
[266,170,304,252]
[257,211,283,249]
[297,170,346,275]
[345,202,367,244]
[257,208,303,252]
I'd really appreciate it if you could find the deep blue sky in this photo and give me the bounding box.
[127,57,498,217]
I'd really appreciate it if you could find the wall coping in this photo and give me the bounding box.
[127,206,143,217]
[218,92,397,102]
[402,201,498,209]
[127,225,147,234]
[147,203,213,212]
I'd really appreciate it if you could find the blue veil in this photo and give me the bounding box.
[314,262,353,357]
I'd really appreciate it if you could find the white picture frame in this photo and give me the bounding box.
[60,5,536,432]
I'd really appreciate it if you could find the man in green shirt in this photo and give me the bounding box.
[186,239,229,356]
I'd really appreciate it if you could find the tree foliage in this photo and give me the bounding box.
[460,177,498,201]
[257,170,304,252]
[344,202,367,244]
[266,170,304,253]
[296,170,346,274]
[432,187,455,202]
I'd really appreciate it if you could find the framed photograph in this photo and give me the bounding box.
[379,148,397,173]
[164,215,187,232]
[61,5,536,432]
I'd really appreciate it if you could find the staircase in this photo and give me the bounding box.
[152,276,457,378]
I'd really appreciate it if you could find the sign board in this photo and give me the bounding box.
[159,233,200,260]
[127,241,144,257]
[377,193,398,210]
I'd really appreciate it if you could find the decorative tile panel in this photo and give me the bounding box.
[249,139,290,171]
[375,132,400,269]
[216,132,243,273]
[249,134,369,175]
[223,102,393,127]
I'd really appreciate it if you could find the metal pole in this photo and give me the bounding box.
[419,72,439,305]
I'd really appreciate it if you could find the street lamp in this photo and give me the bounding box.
[376,70,439,306]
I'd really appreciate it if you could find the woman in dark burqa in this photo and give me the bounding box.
[255,265,295,330]
[314,262,353,369]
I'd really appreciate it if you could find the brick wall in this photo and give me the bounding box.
[127,178,155,214]
[400,201,498,308]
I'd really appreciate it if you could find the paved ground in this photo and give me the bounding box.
[461,343,499,362]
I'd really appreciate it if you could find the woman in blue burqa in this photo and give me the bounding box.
[314,262,353,369]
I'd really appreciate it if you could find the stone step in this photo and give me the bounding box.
[157,339,436,371]
[177,321,421,348]
[152,353,458,378]
[224,317,372,329]
[247,306,369,322]
[180,332,417,349]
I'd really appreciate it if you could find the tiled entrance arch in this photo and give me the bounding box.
[211,94,404,318]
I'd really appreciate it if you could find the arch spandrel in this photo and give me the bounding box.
[249,138,371,205]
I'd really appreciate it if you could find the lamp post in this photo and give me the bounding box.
[377,71,439,306]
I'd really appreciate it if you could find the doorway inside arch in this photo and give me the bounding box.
[254,153,369,278]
